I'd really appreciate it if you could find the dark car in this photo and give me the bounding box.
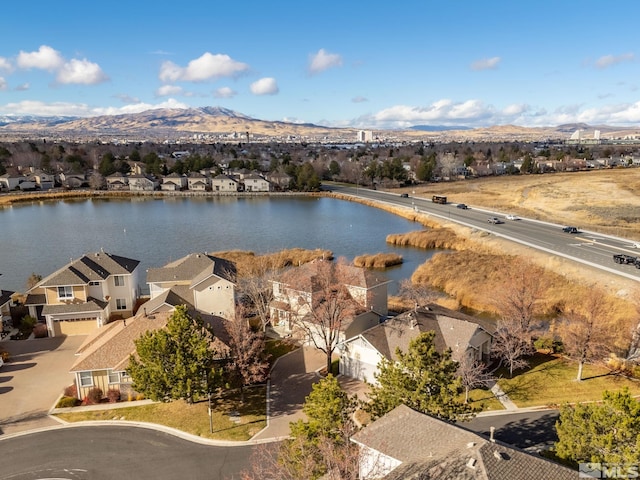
[400,193,409,198]
[562,226,579,233]
[456,203,468,209]
[488,217,503,224]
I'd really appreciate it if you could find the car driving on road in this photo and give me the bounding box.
[456,203,469,209]
[562,226,579,233]
[506,214,520,220]
[488,217,503,224]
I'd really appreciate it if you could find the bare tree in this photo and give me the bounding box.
[558,288,615,381]
[492,317,534,378]
[25,272,42,290]
[457,355,493,404]
[225,306,270,402]
[493,258,545,333]
[236,253,281,332]
[397,278,440,310]
[285,259,360,374]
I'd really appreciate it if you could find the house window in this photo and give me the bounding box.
[57,286,73,300]
[114,276,125,286]
[116,299,126,310]
[79,371,93,387]
[108,371,120,384]
[89,281,100,286]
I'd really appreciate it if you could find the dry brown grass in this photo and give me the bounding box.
[386,228,468,250]
[212,248,333,278]
[353,252,403,268]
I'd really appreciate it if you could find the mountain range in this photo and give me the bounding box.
[0,106,639,142]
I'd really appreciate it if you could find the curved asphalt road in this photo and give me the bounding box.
[328,184,640,282]
[0,424,256,480]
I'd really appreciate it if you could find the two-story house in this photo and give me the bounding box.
[187,172,210,191]
[269,259,389,345]
[106,173,129,191]
[145,253,236,320]
[160,172,187,191]
[339,304,494,384]
[242,173,271,192]
[211,174,240,192]
[128,174,158,191]
[25,251,141,337]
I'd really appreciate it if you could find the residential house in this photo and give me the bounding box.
[210,174,240,192]
[160,172,187,191]
[266,171,293,191]
[145,253,236,320]
[187,172,210,191]
[59,172,86,189]
[242,173,271,192]
[69,307,232,401]
[106,172,129,191]
[25,252,141,337]
[0,173,23,191]
[269,260,388,344]
[32,170,55,190]
[128,174,158,191]
[0,274,14,330]
[339,305,494,384]
[351,404,575,480]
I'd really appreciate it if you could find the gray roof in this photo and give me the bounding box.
[277,259,387,293]
[360,305,494,363]
[352,405,575,480]
[146,253,236,285]
[42,297,108,315]
[38,252,139,288]
[0,289,14,307]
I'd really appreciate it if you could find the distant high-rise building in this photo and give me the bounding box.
[357,130,373,142]
[570,130,581,140]
[594,130,601,140]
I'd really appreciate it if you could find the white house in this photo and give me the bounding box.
[211,174,240,192]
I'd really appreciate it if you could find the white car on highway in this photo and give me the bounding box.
[505,214,520,221]
[632,242,640,249]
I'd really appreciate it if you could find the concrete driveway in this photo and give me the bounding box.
[0,335,86,436]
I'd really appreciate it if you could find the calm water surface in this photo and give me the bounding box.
[0,196,435,292]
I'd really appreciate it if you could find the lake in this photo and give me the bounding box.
[0,196,435,293]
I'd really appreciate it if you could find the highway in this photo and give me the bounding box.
[328,184,640,282]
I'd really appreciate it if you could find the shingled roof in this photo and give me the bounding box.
[360,305,495,363]
[276,259,387,292]
[146,253,236,285]
[352,405,575,480]
[39,252,140,288]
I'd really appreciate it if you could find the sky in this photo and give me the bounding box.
[1,0,640,130]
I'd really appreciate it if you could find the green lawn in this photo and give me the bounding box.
[55,387,266,441]
[465,388,505,412]
[497,354,640,408]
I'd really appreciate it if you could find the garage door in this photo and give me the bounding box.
[56,318,98,336]
[340,356,378,384]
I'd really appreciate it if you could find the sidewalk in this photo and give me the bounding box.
[488,380,519,410]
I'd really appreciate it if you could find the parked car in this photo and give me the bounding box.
[506,214,520,220]
[400,193,409,198]
[488,217,503,224]
[562,226,579,233]
[456,203,469,209]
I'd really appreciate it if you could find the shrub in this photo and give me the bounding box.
[135,393,145,401]
[19,315,36,332]
[63,383,78,398]
[56,396,79,408]
[85,387,103,405]
[107,389,121,403]
[0,350,9,362]
[33,323,48,338]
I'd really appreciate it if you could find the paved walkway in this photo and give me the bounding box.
[488,380,519,411]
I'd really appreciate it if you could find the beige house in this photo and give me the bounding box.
[269,259,388,345]
[242,174,271,192]
[146,253,236,320]
[352,405,576,480]
[161,172,187,191]
[339,305,494,384]
[187,172,210,191]
[25,252,141,337]
[106,173,129,191]
[128,174,158,191]
[211,174,240,192]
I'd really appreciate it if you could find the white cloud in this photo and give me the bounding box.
[0,77,7,91]
[56,58,108,85]
[594,53,635,69]
[0,57,13,72]
[308,48,343,75]
[470,56,501,71]
[15,83,29,91]
[1,98,189,117]
[213,86,237,98]
[159,52,249,83]
[352,96,368,103]
[502,103,529,116]
[250,77,279,95]
[17,45,64,71]
[156,85,183,97]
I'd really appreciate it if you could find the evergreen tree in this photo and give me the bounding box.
[366,331,474,421]
[555,389,640,465]
[128,305,219,403]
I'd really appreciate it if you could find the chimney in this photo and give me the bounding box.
[490,426,496,442]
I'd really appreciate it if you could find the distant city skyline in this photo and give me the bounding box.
[1,1,640,129]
